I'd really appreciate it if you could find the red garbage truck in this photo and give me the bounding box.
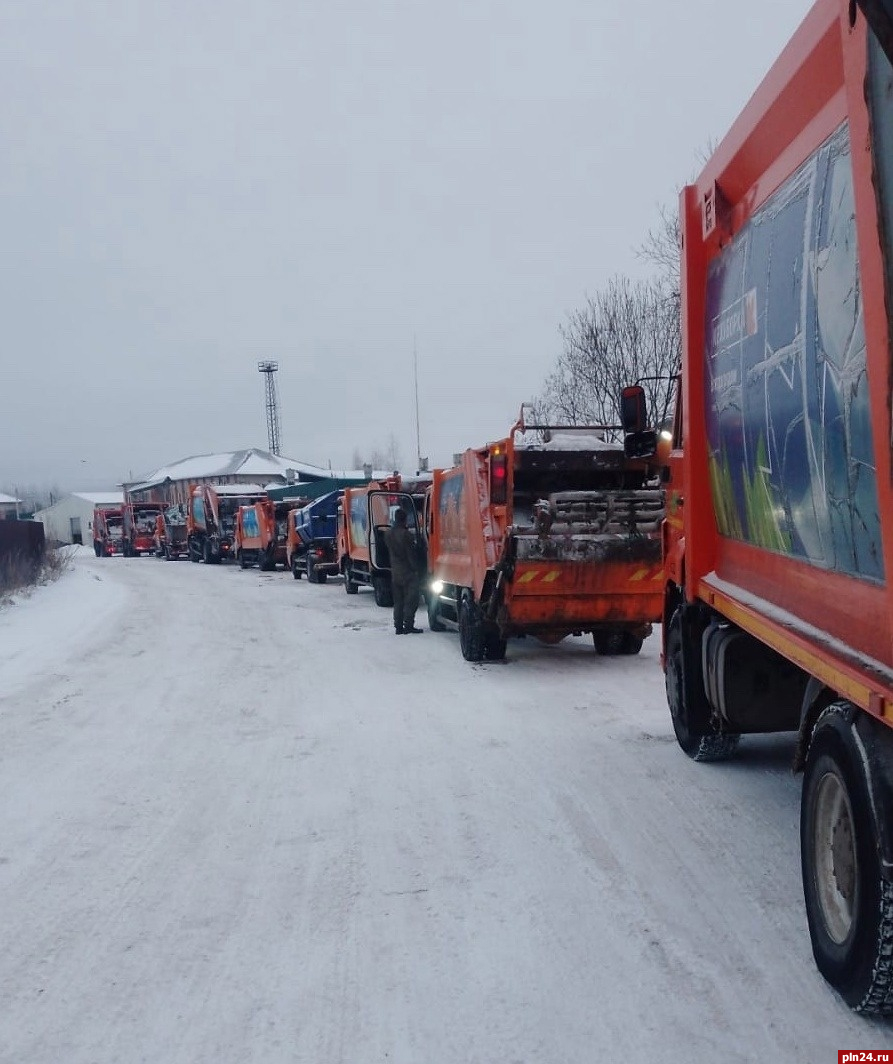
[642,0,893,1011]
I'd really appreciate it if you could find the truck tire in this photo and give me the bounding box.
[801,704,893,1012]
[260,549,275,572]
[307,554,318,583]
[593,629,625,655]
[665,611,739,762]
[203,540,212,565]
[620,632,643,655]
[459,594,485,662]
[373,575,393,608]
[484,627,508,661]
[317,571,328,585]
[343,564,358,595]
[292,556,302,580]
[427,592,446,632]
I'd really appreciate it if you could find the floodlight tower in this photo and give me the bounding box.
[257,361,282,455]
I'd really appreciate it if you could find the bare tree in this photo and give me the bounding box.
[359,433,403,473]
[637,202,680,300]
[2,483,59,515]
[537,275,679,433]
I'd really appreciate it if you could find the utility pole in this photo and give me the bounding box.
[257,361,282,455]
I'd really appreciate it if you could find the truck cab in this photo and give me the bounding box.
[339,477,426,606]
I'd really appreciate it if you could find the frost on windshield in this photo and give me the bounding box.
[704,122,883,582]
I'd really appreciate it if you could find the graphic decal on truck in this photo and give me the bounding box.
[349,492,367,546]
[704,123,883,581]
[438,475,468,554]
[242,509,260,539]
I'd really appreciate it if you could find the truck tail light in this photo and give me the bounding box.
[490,450,508,505]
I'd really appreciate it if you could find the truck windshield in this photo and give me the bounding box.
[369,494,417,529]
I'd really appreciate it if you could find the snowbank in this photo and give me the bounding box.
[0,548,128,700]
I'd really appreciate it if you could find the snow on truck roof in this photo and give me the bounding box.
[515,429,623,452]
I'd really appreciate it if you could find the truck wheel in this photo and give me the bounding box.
[593,629,625,655]
[665,611,739,762]
[459,594,485,662]
[802,705,893,1012]
[427,592,446,632]
[373,575,393,608]
[343,565,358,594]
[307,554,318,583]
[484,627,507,661]
[292,557,302,580]
[317,571,328,585]
[620,632,644,655]
[203,540,212,564]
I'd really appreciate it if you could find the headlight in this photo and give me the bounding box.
[431,579,444,594]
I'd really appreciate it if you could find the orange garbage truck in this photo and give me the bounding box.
[234,499,295,570]
[425,411,664,661]
[92,505,124,557]
[641,0,893,1011]
[122,502,163,556]
[186,484,266,564]
[339,476,428,605]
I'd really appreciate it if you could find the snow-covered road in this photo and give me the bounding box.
[1,550,890,1063]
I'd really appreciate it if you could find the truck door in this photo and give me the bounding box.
[368,491,417,571]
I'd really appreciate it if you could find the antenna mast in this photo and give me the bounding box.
[413,337,422,470]
[257,361,282,455]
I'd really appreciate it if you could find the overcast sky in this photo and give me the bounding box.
[2,0,808,491]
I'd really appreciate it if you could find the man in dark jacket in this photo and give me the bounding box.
[384,507,423,634]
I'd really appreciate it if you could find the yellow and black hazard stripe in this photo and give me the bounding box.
[514,564,663,586]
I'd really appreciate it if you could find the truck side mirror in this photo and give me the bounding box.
[619,385,657,459]
[620,385,648,434]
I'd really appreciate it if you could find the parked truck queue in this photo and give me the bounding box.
[93,0,893,1015]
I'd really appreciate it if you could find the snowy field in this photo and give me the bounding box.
[1,548,891,1063]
